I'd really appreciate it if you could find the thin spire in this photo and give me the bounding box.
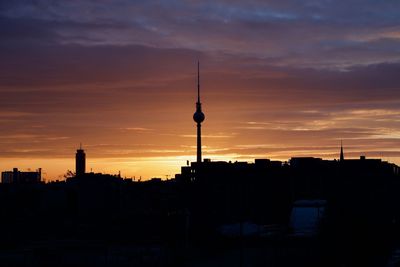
[197,61,200,103]
[80,143,82,150]
[340,140,344,161]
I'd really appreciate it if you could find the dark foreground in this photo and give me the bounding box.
[1,157,400,266]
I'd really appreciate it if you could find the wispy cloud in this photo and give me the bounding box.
[121,127,153,131]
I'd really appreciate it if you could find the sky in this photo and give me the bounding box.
[1,0,400,180]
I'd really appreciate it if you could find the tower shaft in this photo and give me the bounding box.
[197,123,202,163]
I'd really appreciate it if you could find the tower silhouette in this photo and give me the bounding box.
[340,140,344,161]
[193,61,205,163]
[76,144,86,176]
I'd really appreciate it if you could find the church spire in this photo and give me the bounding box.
[340,140,344,162]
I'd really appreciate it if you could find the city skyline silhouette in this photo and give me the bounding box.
[0,59,397,181]
[0,61,390,181]
[2,2,400,180]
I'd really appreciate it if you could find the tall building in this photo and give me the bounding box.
[193,62,205,163]
[76,144,86,176]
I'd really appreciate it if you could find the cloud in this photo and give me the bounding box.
[121,127,153,131]
[1,1,400,179]
[2,1,400,68]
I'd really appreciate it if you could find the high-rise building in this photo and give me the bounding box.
[193,62,205,163]
[76,144,86,176]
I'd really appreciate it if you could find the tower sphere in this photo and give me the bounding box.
[193,110,205,123]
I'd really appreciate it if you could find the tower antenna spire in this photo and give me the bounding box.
[197,61,200,103]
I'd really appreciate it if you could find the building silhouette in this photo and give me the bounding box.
[193,61,205,163]
[75,144,86,176]
[1,167,41,184]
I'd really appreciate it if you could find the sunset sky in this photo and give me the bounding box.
[1,1,400,180]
